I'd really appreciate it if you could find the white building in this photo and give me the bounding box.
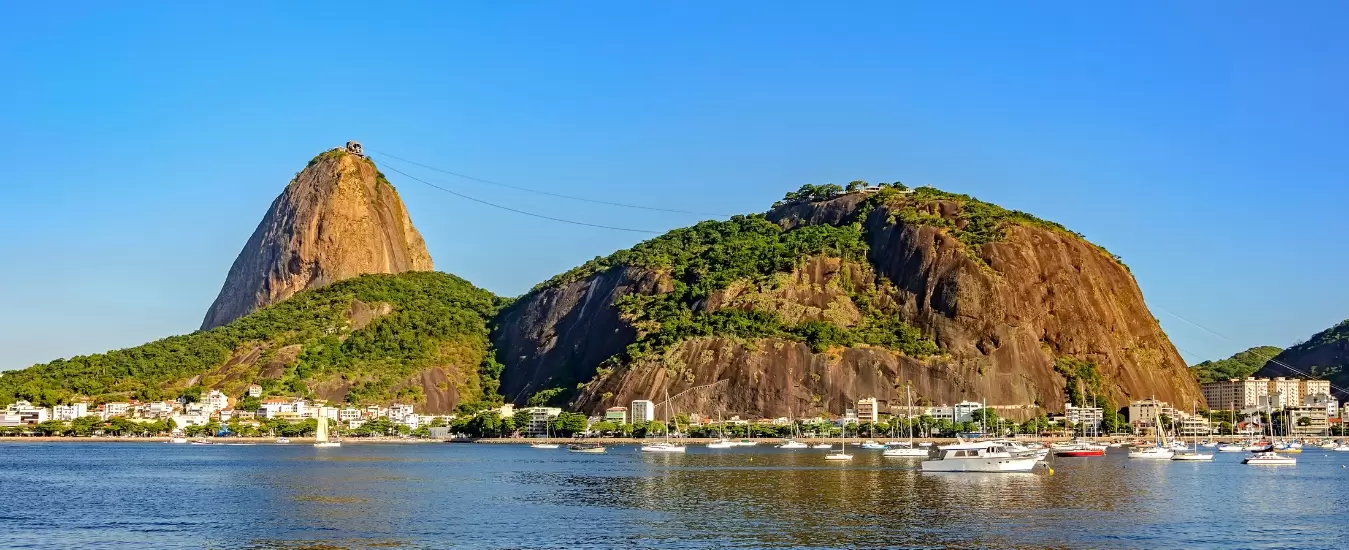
[526,407,561,437]
[102,402,131,420]
[1,400,49,426]
[855,397,879,424]
[604,407,627,424]
[258,398,309,419]
[1304,393,1338,419]
[246,384,263,398]
[631,400,655,423]
[1065,403,1104,429]
[338,407,362,422]
[205,390,229,413]
[388,403,416,423]
[53,402,90,421]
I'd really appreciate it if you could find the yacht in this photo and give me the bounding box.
[777,439,809,449]
[882,441,929,457]
[1243,451,1296,465]
[1216,443,1245,452]
[529,442,560,449]
[812,442,835,449]
[568,443,606,454]
[920,442,1038,472]
[1127,445,1174,459]
[275,437,290,444]
[861,440,886,450]
[1334,445,1349,452]
[1055,446,1105,457]
[168,436,187,444]
[706,438,736,449]
[735,439,758,447]
[825,414,853,461]
[1171,401,1214,461]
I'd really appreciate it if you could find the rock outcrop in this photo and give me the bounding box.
[494,188,1203,418]
[201,149,433,330]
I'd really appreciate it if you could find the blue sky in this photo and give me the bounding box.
[2,2,1346,370]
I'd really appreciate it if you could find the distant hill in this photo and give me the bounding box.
[493,184,1203,417]
[1189,346,1282,383]
[1256,319,1349,399]
[0,272,503,413]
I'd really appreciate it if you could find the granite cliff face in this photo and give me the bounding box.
[494,187,1203,418]
[201,149,433,330]
[1255,320,1349,400]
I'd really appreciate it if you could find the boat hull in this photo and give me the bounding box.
[1055,449,1104,457]
[1171,453,1214,461]
[920,456,1038,472]
[640,445,687,453]
[824,453,853,461]
[882,448,930,457]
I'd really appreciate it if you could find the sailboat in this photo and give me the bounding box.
[1172,401,1214,461]
[707,409,735,449]
[313,416,340,448]
[530,416,560,449]
[641,391,687,453]
[825,397,853,461]
[1127,407,1173,459]
[777,399,809,449]
[885,385,929,457]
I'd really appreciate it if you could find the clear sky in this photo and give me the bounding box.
[2,2,1346,371]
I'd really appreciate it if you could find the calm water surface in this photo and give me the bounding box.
[1,442,1345,549]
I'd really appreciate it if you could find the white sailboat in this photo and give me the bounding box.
[884,385,929,457]
[530,417,560,449]
[641,391,687,453]
[1244,402,1295,466]
[825,405,853,461]
[777,400,809,449]
[313,416,340,448]
[1172,401,1213,461]
[1128,406,1173,459]
[707,409,735,448]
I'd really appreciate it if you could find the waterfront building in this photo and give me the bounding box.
[53,402,90,421]
[205,390,229,413]
[631,400,655,423]
[1289,406,1329,436]
[604,407,627,424]
[1202,376,1334,413]
[388,404,415,423]
[1178,416,1212,436]
[1304,393,1338,419]
[102,402,131,420]
[525,407,562,437]
[1065,403,1103,431]
[339,407,361,422]
[856,397,879,423]
[1128,399,1176,429]
[246,384,263,398]
[953,401,981,423]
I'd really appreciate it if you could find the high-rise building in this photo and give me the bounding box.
[631,400,655,423]
[856,397,879,423]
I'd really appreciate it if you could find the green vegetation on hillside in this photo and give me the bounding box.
[1189,346,1282,383]
[533,215,938,400]
[0,272,503,409]
[1288,319,1349,352]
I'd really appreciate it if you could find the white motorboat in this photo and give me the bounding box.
[920,442,1038,472]
[568,444,606,453]
[777,439,809,449]
[1334,445,1349,452]
[861,440,886,450]
[1127,446,1174,459]
[275,437,290,444]
[812,443,835,449]
[1243,451,1296,465]
[735,439,758,447]
[882,443,929,457]
[706,439,736,449]
[529,442,560,449]
[1171,452,1214,461]
[168,437,187,444]
[1217,443,1245,452]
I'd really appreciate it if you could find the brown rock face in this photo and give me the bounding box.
[201,150,433,329]
[495,192,1203,417]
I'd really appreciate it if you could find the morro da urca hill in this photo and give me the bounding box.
[201,146,434,330]
[494,184,1203,419]
[0,272,504,414]
[1256,320,1349,399]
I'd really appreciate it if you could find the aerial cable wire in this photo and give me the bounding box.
[1153,304,1348,395]
[375,161,663,235]
[371,149,733,217]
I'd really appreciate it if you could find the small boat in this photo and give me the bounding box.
[1333,445,1349,452]
[168,437,187,444]
[777,439,809,449]
[1243,451,1296,465]
[1127,446,1175,459]
[812,442,835,449]
[1170,401,1213,461]
[861,440,886,450]
[1055,447,1105,458]
[882,442,929,457]
[568,444,606,454]
[706,438,736,449]
[1217,443,1244,452]
[918,442,932,447]
[735,439,758,447]
[190,440,213,445]
[276,437,290,444]
[824,451,853,461]
[639,442,687,453]
[529,442,561,449]
[920,442,1038,472]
